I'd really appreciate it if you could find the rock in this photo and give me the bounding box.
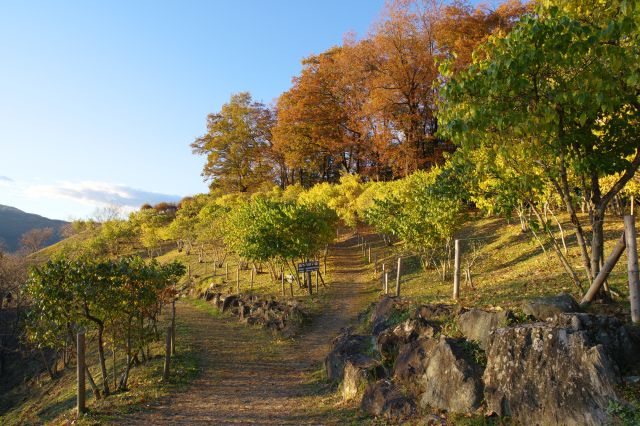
[522,292,580,320]
[340,355,385,401]
[377,319,438,361]
[398,318,438,341]
[394,338,436,391]
[325,331,373,382]
[549,313,640,372]
[376,328,403,361]
[238,302,250,320]
[360,379,416,423]
[221,295,240,312]
[418,337,484,414]
[371,296,395,335]
[393,337,484,414]
[415,303,456,320]
[457,308,513,349]
[483,322,621,426]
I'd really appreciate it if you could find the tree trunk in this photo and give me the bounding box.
[531,204,584,293]
[590,211,605,284]
[96,325,110,396]
[39,348,55,380]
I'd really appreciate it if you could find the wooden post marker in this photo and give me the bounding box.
[453,239,461,300]
[581,234,626,305]
[281,267,285,296]
[384,272,389,294]
[77,332,86,415]
[163,326,172,382]
[297,260,319,295]
[625,215,640,323]
[395,257,402,297]
[368,245,371,263]
[171,300,176,355]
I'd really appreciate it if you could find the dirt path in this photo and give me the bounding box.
[123,234,375,425]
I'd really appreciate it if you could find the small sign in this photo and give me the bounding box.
[297,260,319,273]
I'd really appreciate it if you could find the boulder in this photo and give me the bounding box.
[415,303,456,320]
[340,355,385,401]
[393,338,436,390]
[221,295,240,312]
[457,308,513,349]
[377,318,438,360]
[549,312,640,373]
[418,337,484,414]
[370,296,396,335]
[393,337,483,413]
[483,322,621,426]
[522,292,580,320]
[238,302,250,320]
[360,379,416,423]
[325,331,373,382]
[376,328,403,361]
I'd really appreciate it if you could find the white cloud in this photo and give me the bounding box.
[24,181,181,210]
[0,176,13,187]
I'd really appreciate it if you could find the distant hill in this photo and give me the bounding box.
[0,205,68,252]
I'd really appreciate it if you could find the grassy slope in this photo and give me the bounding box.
[155,246,335,300]
[365,213,637,314]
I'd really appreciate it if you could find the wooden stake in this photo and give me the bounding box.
[317,270,326,287]
[625,215,640,323]
[368,245,371,263]
[281,266,285,297]
[384,272,388,294]
[171,300,176,355]
[395,257,401,297]
[581,234,626,305]
[162,327,171,382]
[77,332,86,415]
[453,239,461,300]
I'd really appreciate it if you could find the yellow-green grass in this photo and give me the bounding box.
[363,213,638,313]
[156,247,335,300]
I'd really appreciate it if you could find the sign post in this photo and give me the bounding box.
[298,261,320,295]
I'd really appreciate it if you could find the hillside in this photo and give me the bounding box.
[0,205,67,252]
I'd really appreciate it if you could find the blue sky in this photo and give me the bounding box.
[0,0,385,220]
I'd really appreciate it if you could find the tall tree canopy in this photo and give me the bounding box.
[192,93,276,192]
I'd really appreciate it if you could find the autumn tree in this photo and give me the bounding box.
[19,227,54,254]
[273,46,376,185]
[192,92,277,193]
[435,0,531,72]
